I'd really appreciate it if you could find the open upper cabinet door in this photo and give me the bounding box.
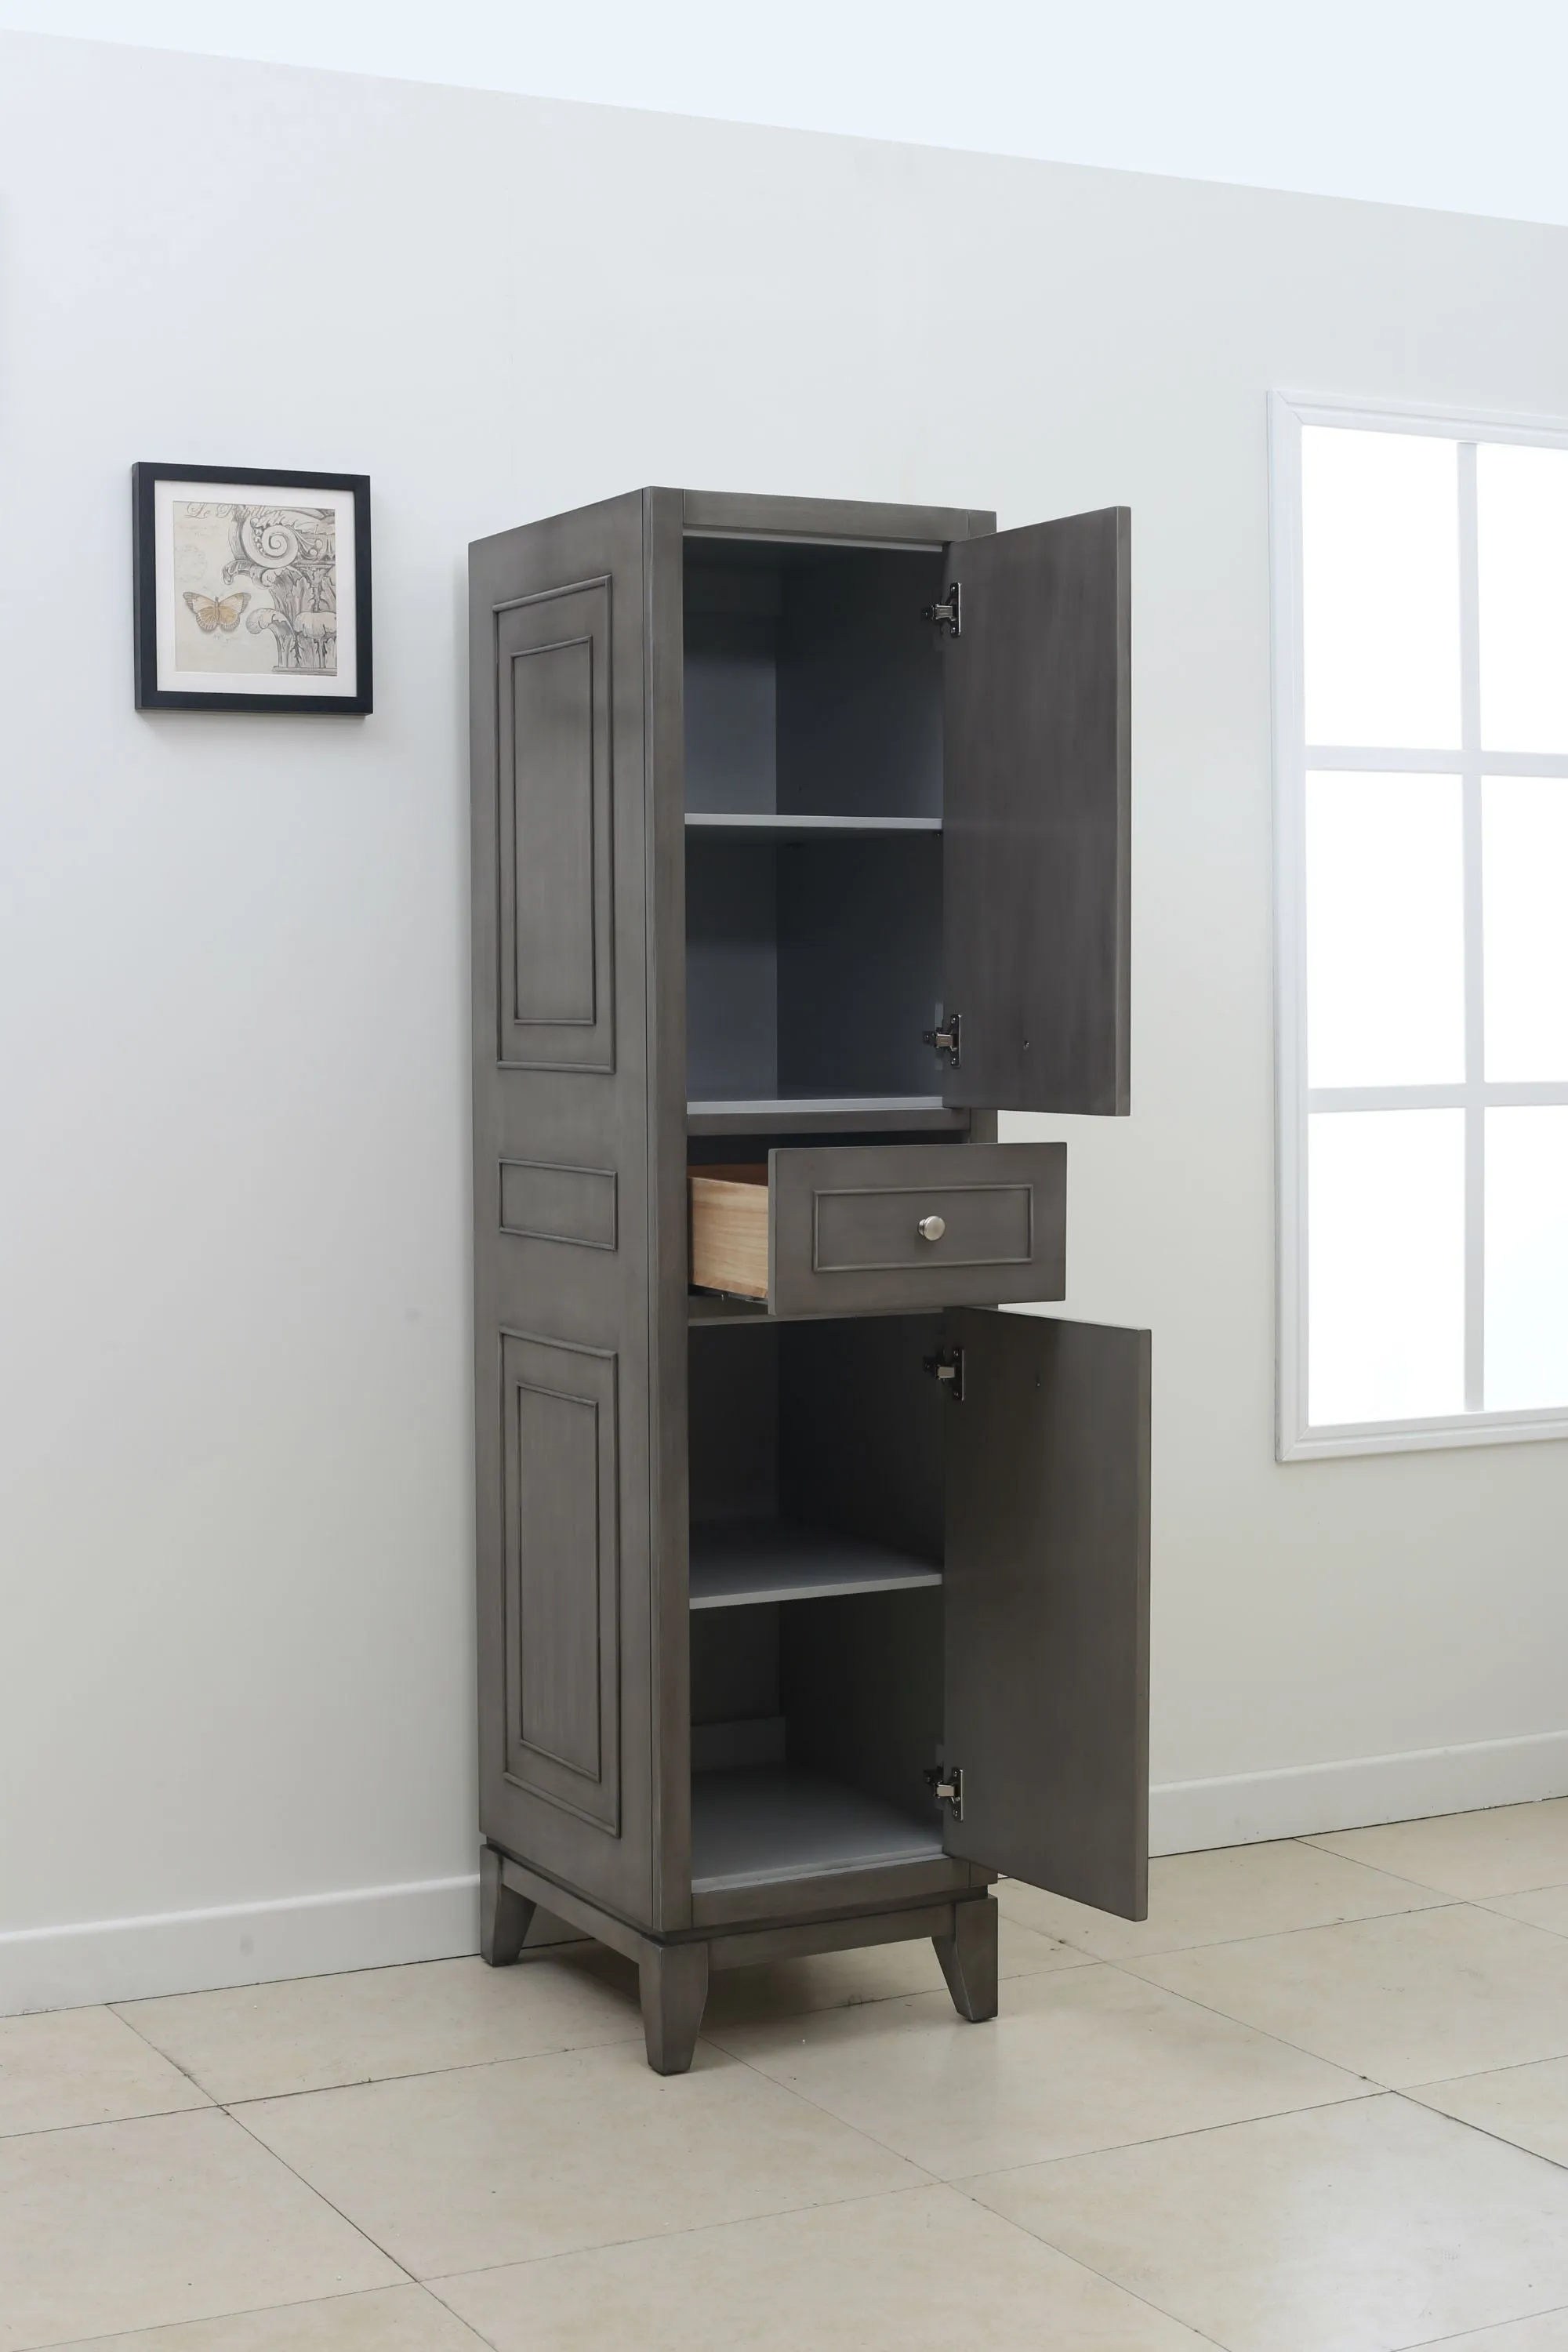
[939,1307,1149,1919]
[938,509,1131,1113]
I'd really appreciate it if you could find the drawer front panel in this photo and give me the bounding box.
[770,1142,1066,1316]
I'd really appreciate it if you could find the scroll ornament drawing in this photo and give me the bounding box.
[180,503,339,675]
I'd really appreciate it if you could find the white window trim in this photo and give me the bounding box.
[1271,389,1568,1461]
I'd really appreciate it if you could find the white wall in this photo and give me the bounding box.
[2,30,1566,2013]
[7,0,1568,229]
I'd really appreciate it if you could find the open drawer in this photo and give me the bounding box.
[689,1142,1066,1317]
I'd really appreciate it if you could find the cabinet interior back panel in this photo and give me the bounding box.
[684,542,945,818]
[685,833,942,1101]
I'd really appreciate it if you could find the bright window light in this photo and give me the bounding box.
[1275,399,1568,1456]
[1478,444,1568,754]
[1305,772,1464,1088]
[1308,1109,1465,1423]
[1301,426,1461,751]
[1483,778,1568,1083]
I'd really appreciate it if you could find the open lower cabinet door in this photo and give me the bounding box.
[940,1307,1150,1919]
[938,508,1131,1116]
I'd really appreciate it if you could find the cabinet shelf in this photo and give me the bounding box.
[685,813,942,840]
[688,1096,962,1137]
[690,1764,944,1893]
[690,1517,942,1610]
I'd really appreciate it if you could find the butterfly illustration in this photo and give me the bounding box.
[183,589,251,633]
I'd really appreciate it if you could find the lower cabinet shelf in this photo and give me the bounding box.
[691,1765,945,1893]
[689,1517,942,1609]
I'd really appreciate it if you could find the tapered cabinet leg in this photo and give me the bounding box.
[935,1893,999,2023]
[479,1846,535,1968]
[639,1940,710,2075]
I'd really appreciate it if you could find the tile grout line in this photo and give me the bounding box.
[1399,2296,1568,2349]
[1093,1905,1568,2092]
[209,2026,646,2109]
[16,2281,497,2352]
[1086,1949,1409,2093]
[1014,1887,1468,1967]
[1390,2084,1568,2180]
[933,2172,1242,2352]
[1098,1933,1568,2097]
[1294,1831,1568,1903]
[938,2086,1395,2196]
[416,2175,958,2288]
[218,2096,430,2296]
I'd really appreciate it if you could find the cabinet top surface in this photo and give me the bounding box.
[469,488,996,558]
[682,488,995,546]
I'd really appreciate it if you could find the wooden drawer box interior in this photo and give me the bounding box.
[689,1164,769,1299]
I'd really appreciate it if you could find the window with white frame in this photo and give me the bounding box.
[1272,395,1568,1457]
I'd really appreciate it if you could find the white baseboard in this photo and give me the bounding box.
[1152,1727,1568,1856]
[9,1731,1567,2014]
[0,1874,488,2017]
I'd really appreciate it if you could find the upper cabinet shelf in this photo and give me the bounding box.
[685,813,941,840]
[687,1096,965,1138]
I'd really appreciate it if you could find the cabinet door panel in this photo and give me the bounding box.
[942,1308,1149,1919]
[941,509,1131,1114]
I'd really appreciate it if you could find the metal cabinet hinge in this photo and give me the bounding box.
[924,1345,965,1402]
[925,1763,964,1818]
[923,581,961,637]
[923,1011,961,1066]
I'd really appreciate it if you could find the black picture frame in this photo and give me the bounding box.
[132,463,372,713]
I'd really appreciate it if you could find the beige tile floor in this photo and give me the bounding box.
[3,1800,1568,2352]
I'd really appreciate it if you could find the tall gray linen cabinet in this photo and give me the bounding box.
[469,487,1150,2073]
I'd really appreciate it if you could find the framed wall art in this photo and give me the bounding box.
[132,463,372,713]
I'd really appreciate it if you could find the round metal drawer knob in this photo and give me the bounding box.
[917,1214,947,1242]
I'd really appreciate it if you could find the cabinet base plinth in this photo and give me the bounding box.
[490,1849,1002,2070]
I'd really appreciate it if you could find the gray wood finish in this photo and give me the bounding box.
[472,482,1147,2066]
[499,1160,616,1250]
[691,1850,980,1931]
[645,491,696,1939]
[686,815,941,839]
[687,1098,962,1136]
[941,1308,1151,1920]
[768,1142,1065,1317]
[779,1313,946,1563]
[689,1602,779,1730]
[479,1845,535,1967]
[683,490,994,546]
[471,492,670,1931]
[495,586,615,1073]
[685,829,942,1102]
[933,1892,999,2022]
[500,1333,619,1829]
[689,1519,942,1609]
[941,507,1132,1115]
[707,1900,959,1971]
[691,1715,786,1771]
[684,833,779,1099]
[688,1322,778,1522]
[691,1766,944,1893]
[782,1585,946,1833]
[775,547,946,817]
[775,833,942,1097]
[640,1940,710,2074]
[683,560,779,814]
